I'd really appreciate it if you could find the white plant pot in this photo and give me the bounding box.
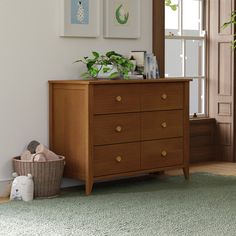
[96,65,119,79]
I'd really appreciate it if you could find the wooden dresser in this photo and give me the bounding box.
[49,79,191,195]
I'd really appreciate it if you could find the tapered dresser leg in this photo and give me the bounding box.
[85,179,93,195]
[183,167,190,180]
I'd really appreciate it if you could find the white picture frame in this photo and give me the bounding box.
[60,0,100,37]
[104,0,141,39]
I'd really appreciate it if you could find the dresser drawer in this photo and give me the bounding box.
[141,83,183,111]
[141,110,183,140]
[93,85,140,114]
[94,143,140,177]
[94,113,140,145]
[141,138,183,169]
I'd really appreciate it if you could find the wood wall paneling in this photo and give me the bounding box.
[218,42,232,96]
[219,0,233,35]
[208,0,235,162]
[217,123,232,146]
[218,102,232,116]
[190,118,216,163]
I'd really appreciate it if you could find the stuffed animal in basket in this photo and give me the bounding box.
[10,173,34,202]
[21,140,59,162]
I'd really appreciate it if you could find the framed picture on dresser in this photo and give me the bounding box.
[60,0,100,37]
[104,0,141,39]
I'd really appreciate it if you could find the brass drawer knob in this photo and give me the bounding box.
[116,156,122,163]
[115,96,122,102]
[161,94,168,100]
[161,122,167,128]
[115,126,123,132]
[161,150,167,157]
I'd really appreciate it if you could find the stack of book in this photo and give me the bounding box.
[129,51,160,79]
[145,53,160,79]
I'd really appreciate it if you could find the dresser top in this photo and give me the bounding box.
[49,78,191,85]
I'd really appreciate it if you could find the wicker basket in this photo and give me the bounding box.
[13,156,65,198]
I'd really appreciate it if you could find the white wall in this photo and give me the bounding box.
[0,0,153,183]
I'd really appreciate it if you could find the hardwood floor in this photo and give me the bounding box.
[1,162,236,204]
[167,162,236,176]
[0,197,9,204]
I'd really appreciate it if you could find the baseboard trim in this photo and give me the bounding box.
[0,179,12,198]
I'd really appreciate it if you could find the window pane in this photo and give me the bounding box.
[165,39,183,77]
[190,78,206,115]
[165,0,179,35]
[183,0,202,36]
[186,40,204,77]
[164,0,206,116]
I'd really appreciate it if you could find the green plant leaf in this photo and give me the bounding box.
[102,59,110,66]
[222,10,236,48]
[87,61,96,70]
[106,51,123,58]
[89,66,99,78]
[92,51,100,59]
[102,67,111,73]
[106,51,116,58]
[170,5,177,11]
[80,72,90,79]
[109,72,120,79]
[75,50,135,79]
[73,59,84,64]
[165,0,178,11]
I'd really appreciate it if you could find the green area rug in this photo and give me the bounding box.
[1,173,236,236]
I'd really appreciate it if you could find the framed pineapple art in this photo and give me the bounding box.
[60,0,100,37]
[104,0,141,39]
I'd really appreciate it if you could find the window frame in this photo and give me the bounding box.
[165,0,208,117]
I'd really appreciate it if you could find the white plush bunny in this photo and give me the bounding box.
[10,173,34,202]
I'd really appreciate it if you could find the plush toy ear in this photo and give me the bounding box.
[27,174,33,179]
[12,172,18,178]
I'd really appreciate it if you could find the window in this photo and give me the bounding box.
[165,0,206,116]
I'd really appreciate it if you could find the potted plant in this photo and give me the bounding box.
[74,51,134,79]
